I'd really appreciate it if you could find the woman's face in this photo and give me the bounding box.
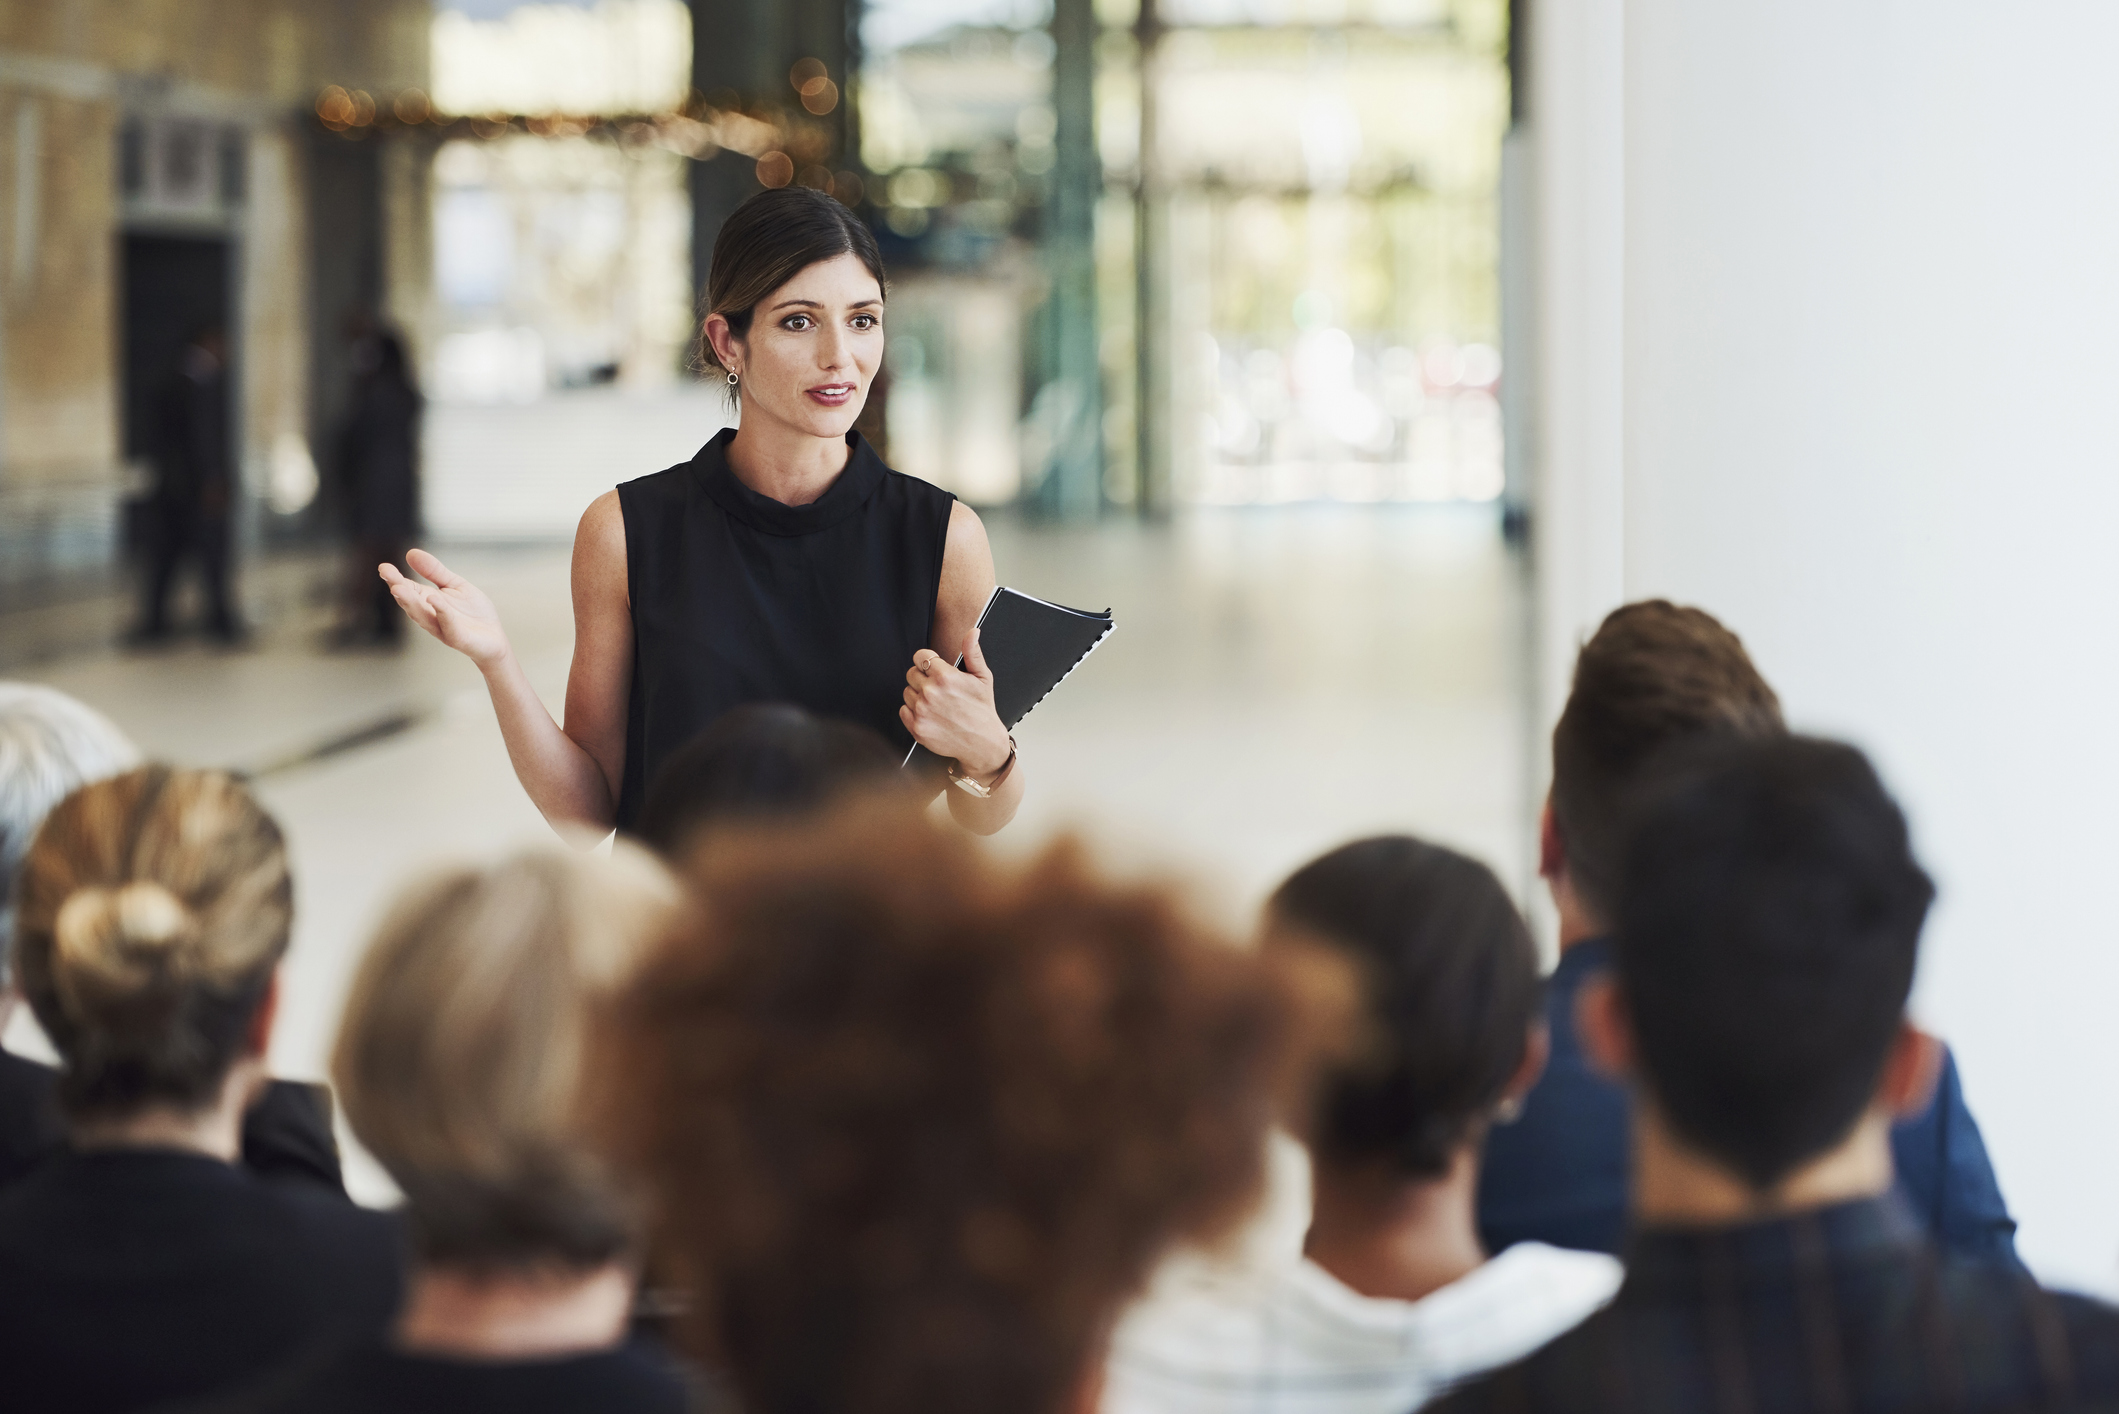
[718,252,884,441]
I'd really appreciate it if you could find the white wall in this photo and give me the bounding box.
[1531,2,2119,1294]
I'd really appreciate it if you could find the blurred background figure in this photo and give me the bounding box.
[132,326,242,646]
[330,331,424,651]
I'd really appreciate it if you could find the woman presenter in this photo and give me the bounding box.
[381,187,1022,836]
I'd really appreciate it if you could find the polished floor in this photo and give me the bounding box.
[1,497,1533,1205]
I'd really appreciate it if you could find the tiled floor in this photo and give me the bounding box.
[3,498,1533,1205]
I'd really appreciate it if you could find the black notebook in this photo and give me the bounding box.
[904,587,1115,769]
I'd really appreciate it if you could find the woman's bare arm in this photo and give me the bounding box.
[902,501,1023,835]
[381,492,632,836]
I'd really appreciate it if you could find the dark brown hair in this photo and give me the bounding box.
[1616,736,1932,1188]
[635,703,905,858]
[598,804,1342,1414]
[13,767,291,1120]
[695,186,886,387]
[1550,600,1783,920]
[1270,835,1540,1179]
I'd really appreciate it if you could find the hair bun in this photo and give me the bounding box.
[51,881,198,1019]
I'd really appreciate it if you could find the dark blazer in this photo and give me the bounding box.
[1477,936,2022,1265]
[0,1149,403,1414]
[0,1048,345,1194]
[187,1337,695,1414]
[1434,1197,2119,1414]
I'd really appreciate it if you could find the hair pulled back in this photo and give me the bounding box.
[694,186,886,392]
[1270,835,1541,1180]
[13,766,292,1120]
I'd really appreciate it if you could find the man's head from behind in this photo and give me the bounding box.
[1606,736,1935,1194]
[1547,601,1784,925]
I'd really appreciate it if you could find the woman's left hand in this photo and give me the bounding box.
[902,628,1013,777]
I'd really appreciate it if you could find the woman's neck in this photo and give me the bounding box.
[396,1261,634,1361]
[69,1062,256,1162]
[725,411,852,507]
[1303,1145,1488,1304]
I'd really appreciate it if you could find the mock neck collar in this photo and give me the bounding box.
[692,427,887,537]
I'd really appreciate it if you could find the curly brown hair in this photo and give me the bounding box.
[596,804,1342,1414]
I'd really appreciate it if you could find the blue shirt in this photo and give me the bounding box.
[1476,936,2021,1266]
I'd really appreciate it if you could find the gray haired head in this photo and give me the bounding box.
[0,684,139,988]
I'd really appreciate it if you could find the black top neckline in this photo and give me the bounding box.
[692,426,888,537]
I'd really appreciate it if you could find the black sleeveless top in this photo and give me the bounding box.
[613,428,955,829]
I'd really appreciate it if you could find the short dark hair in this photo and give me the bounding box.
[1271,836,1541,1179]
[634,704,904,855]
[695,186,886,386]
[1614,736,1935,1190]
[598,804,1336,1414]
[1551,600,1783,919]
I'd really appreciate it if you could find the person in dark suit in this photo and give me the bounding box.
[1434,737,2119,1413]
[206,846,692,1414]
[1476,601,2021,1265]
[0,766,401,1414]
[134,327,243,645]
[330,330,423,649]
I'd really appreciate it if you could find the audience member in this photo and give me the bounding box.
[633,702,904,856]
[0,683,341,1192]
[1,684,139,1181]
[1477,601,2018,1262]
[208,846,692,1413]
[599,804,1339,1414]
[0,767,400,1413]
[1435,736,2119,1412]
[1104,836,1622,1414]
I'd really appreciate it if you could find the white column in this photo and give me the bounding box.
[1534,0,2119,1291]
[1526,0,1628,742]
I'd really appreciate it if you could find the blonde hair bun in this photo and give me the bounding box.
[51,881,199,1017]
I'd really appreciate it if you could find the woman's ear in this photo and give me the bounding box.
[703,312,743,375]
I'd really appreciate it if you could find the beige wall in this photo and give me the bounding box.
[0,0,430,578]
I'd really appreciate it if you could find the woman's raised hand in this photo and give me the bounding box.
[901,628,1014,778]
[380,549,512,668]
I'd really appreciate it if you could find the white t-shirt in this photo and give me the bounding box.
[1103,1242,1623,1414]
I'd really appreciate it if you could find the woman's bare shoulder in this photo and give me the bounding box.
[944,499,992,558]
[574,491,629,602]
